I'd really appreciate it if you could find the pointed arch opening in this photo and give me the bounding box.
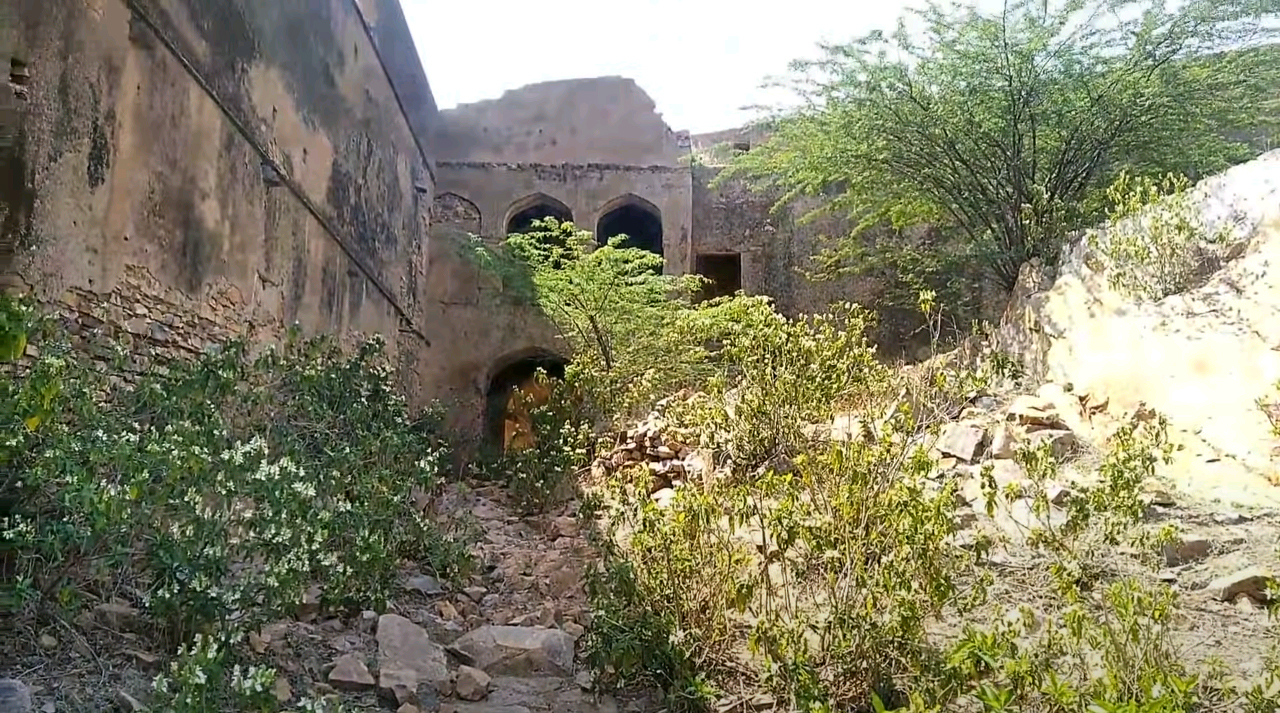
[504,193,574,235]
[431,192,482,234]
[483,348,569,454]
[595,194,663,257]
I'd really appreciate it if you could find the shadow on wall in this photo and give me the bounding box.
[0,55,30,276]
[483,348,568,453]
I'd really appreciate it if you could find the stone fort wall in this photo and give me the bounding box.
[0,0,999,450]
[1,0,553,443]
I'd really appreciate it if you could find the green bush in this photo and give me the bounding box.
[0,296,471,711]
[1093,172,1236,301]
[579,301,972,710]
[469,218,765,510]
[570,293,1280,713]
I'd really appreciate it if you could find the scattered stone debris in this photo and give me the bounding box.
[328,653,376,691]
[6,376,1280,713]
[591,393,718,495]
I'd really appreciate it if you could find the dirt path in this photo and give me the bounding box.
[3,481,657,713]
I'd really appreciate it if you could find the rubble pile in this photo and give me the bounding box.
[917,381,1170,539]
[590,393,719,498]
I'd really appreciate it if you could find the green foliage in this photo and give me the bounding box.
[581,306,969,710]
[0,294,32,363]
[1091,171,1236,300]
[444,231,539,305]
[4,329,471,631]
[148,631,348,712]
[469,219,783,513]
[496,218,742,425]
[662,300,892,474]
[1,301,472,709]
[480,370,595,514]
[721,0,1280,297]
[566,285,1280,712]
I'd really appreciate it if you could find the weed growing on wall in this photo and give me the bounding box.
[0,295,470,711]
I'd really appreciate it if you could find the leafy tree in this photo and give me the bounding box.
[721,0,1280,291]
[498,218,743,423]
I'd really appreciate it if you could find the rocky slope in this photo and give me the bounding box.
[998,149,1280,508]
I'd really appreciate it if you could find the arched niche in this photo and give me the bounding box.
[504,193,573,235]
[483,348,569,453]
[595,194,663,256]
[430,192,482,234]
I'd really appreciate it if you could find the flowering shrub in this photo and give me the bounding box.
[0,301,472,709]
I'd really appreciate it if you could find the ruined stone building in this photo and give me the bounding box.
[0,0,917,446]
[431,78,878,321]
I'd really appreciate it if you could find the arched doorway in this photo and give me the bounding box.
[505,194,573,235]
[595,194,663,257]
[484,350,569,453]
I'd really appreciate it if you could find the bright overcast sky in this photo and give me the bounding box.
[401,0,931,134]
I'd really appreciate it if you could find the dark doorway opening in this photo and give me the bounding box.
[596,202,663,257]
[695,252,742,301]
[506,197,573,235]
[484,352,568,454]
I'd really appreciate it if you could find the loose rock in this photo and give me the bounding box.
[449,625,577,677]
[1006,395,1066,428]
[455,665,492,701]
[1161,536,1214,567]
[938,422,987,462]
[405,574,445,595]
[988,424,1016,459]
[1024,429,1080,460]
[1206,567,1273,602]
[328,653,376,691]
[114,690,145,712]
[377,614,450,693]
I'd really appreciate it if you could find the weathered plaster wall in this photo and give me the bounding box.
[8,0,424,347]
[435,161,696,274]
[3,0,558,443]
[418,219,563,435]
[690,123,1010,358]
[434,77,688,166]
